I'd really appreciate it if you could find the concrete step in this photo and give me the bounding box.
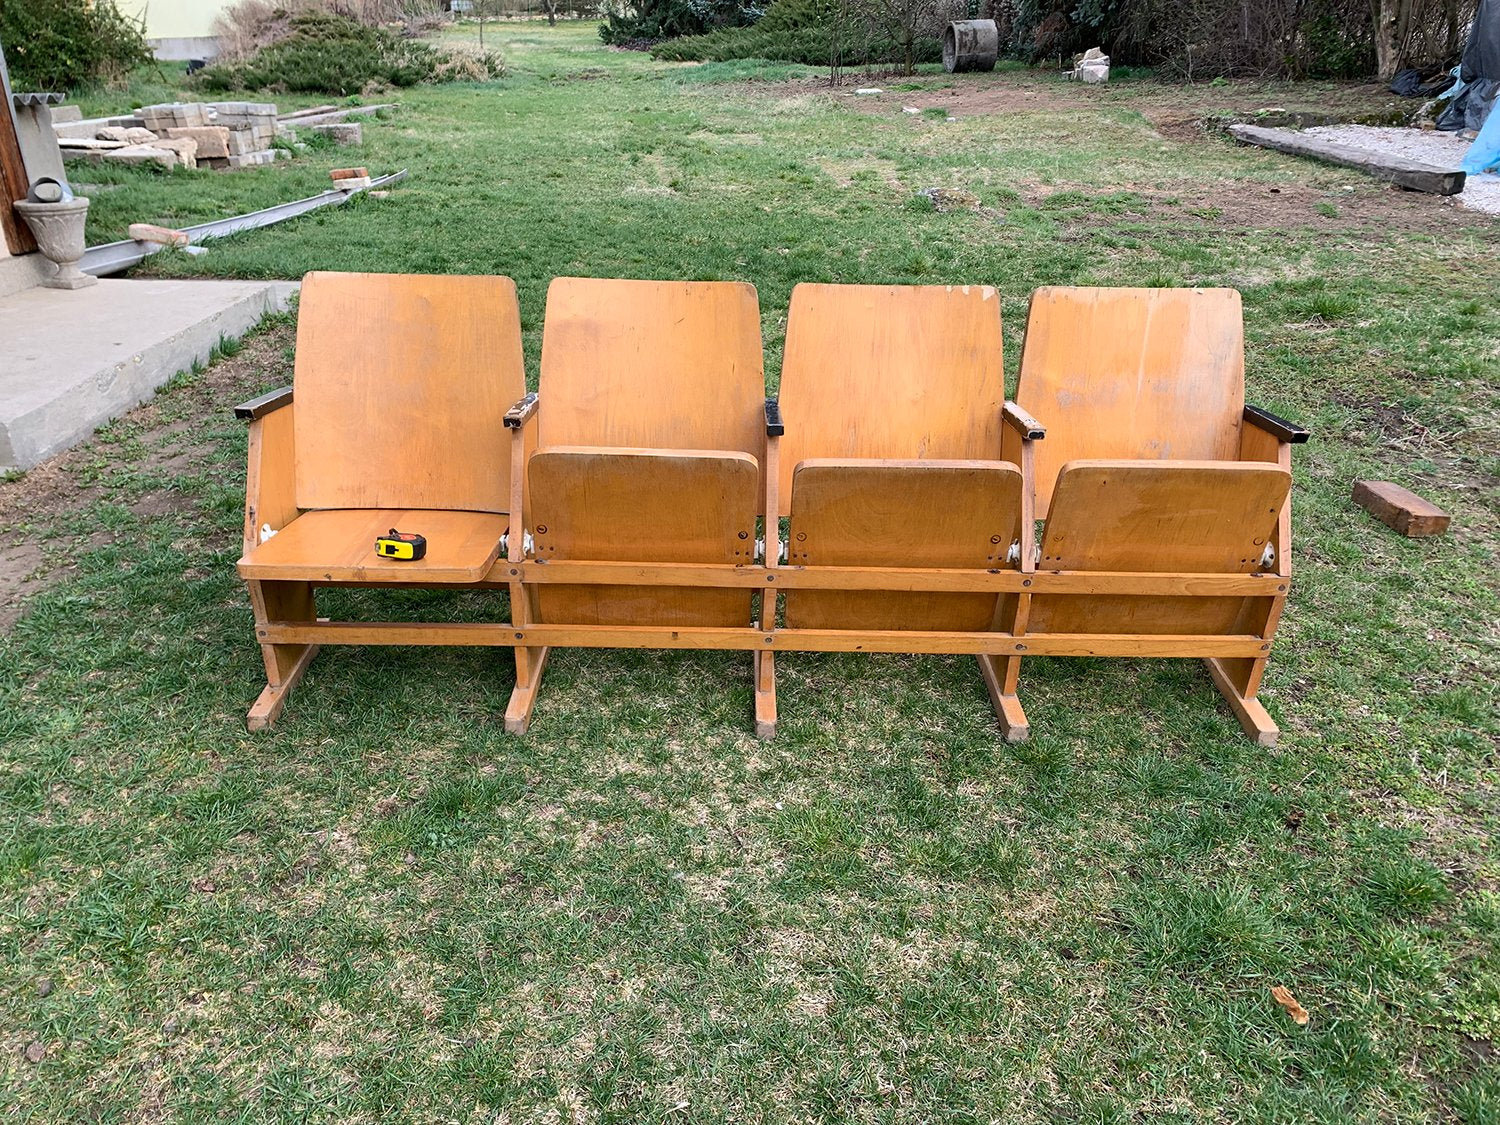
[0,278,299,470]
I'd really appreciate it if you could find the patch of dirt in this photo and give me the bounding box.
[750,71,1402,129]
[0,323,295,634]
[731,72,1494,236]
[0,543,48,632]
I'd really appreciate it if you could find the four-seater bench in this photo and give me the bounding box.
[236,271,1309,744]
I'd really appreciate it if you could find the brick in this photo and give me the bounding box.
[1351,480,1451,537]
[164,126,231,158]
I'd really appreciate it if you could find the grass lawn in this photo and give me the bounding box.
[3,22,1498,1122]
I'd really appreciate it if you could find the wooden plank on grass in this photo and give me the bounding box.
[1352,480,1451,537]
[1229,124,1466,195]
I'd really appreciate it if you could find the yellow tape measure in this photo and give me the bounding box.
[374,528,426,561]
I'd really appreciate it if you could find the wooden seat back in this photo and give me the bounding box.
[537,276,765,463]
[776,284,1007,516]
[293,271,525,514]
[1016,287,1246,516]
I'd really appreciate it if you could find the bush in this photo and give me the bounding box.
[647,0,941,67]
[212,0,449,61]
[599,0,764,46]
[0,0,152,91]
[192,10,502,94]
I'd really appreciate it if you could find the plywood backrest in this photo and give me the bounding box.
[776,284,1006,516]
[537,277,765,456]
[1016,287,1245,516]
[293,271,525,513]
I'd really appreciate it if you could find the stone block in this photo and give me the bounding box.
[226,150,276,168]
[311,122,362,146]
[122,127,160,144]
[104,145,178,169]
[51,105,83,124]
[96,126,131,142]
[164,126,231,158]
[226,129,259,155]
[146,137,198,169]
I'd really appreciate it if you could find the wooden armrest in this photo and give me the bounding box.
[1001,402,1045,440]
[1244,404,1309,444]
[503,392,540,429]
[764,398,785,438]
[234,386,293,421]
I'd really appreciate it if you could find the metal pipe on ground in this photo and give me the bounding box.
[79,169,408,277]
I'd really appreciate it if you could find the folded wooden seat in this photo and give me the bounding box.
[1015,286,1309,744]
[235,271,528,728]
[503,277,771,734]
[774,283,1039,739]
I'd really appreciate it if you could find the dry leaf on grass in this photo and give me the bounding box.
[1271,984,1309,1025]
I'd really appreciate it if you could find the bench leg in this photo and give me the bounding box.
[247,580,318,731]
[753,650,777,739]
[977,654,1030,742]
[1205,657,1279,747]
[504,645,550,735]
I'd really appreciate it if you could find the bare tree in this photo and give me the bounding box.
[853,0,956,74]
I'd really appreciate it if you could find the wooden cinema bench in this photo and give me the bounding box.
[235,271,528,729]
[500,277,777,735]
[1013,285,1310,745]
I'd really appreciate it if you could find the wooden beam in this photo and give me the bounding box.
[0,45,39,254]
[1352,479,1451,537]
[496,559,1287,597]
[257,619,1272,658]
[1228,124,1466,195]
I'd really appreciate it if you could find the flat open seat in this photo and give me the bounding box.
[238,509,509,584]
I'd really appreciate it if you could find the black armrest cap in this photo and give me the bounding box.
[764,398,785,438]
[503,391,540,429]
[1244,404,1310,443]
[234,386,293,421]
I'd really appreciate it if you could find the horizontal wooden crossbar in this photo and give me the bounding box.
[487,560,1286,596]
[257,620,1272,657]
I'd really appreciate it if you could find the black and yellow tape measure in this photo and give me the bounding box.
[375,528,426,561]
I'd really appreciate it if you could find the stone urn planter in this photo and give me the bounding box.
[14,196,96,289]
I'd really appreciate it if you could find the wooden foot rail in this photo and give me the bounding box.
[256,620,1273,658]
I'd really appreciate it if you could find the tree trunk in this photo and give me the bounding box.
[1373,0,1399,81]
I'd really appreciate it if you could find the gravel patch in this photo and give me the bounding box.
[1303,124,1500,216]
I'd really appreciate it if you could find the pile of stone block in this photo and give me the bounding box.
[52,101,282,171]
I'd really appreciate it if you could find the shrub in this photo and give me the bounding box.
[0,0,152,91]
[648,0,941,67]
[212,0,449,62]
[192,10,502,94]
[599,0,764,46]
